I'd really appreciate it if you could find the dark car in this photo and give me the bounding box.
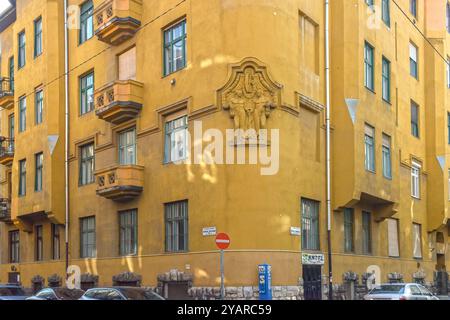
[0,285,29,300]
[79,287,165,300]
[26,287,85,300]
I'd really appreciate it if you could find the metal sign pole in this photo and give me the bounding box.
[220,249,225,300]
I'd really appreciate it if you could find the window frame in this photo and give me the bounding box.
[382,133,392,179]
[412,223,423,259]
[411,101,420,138]
[382,56,391,103]
[51,223,60,260]
[119,209,138,256]
[362,211,372,255]
[164,115,188,164]
[18,96,26,133]
[344,208,355,253]
[163,19,187,76]
[79,0,94,45]
[165,200,189,253]
[364,41,375,91]
[410,0,417,18]
[381,0,391,27]
[18,30,26,69]
[387,218,400,258]
[80,216,96,258]
[9,230,20,263]
[79,72,94,116]
[118,127,137,165]
[79,143,95,186]
[301,198,320,251]
[410,42,418,79]
[35,225,43,261]
[364,124,376,173]
[18,159,26,197]
[34,16,43,58]
[35,152,43,192]
[411,160,421,199]
[35,89,43,125]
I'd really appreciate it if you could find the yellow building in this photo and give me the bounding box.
[0,0,448,299]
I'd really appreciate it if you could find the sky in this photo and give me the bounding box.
[0,1,12,16]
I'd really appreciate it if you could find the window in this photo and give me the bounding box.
[9,114,14,141]
[80,216,96,258]
[447,2,450,33]
[362,211,372,255]
[35,152,43,192]
[19,159,26,196]
[412,223,422,258]
[410,0,417,17]
[80,0,93,44]
[410,42,418,79]
[119,209,138,256]
[163,20,187,75]
[448,169,450,200]
[19,96,26,132]
[34,17,42,57]
[18,31,25,69]
[301,198,320,251]
[365,0,374,6]
[51,224,60,260]
[381,0,390,27]
[299,12,319,74]
[9,56,14,92]
[382,57,391,102]
[79,143,95,186]
[118,128,136,165]
[164,115,188,163]
[447,57,450,89]
[411,101,419,138]
[344,208,354,253]
[80,72,94,115]
[382,134,392,179]
[365,124,375,172]
[35,89,43,124]
[165,201,188,252]
[9,230,19,263]
[35,225,43,261]
[118,47,136,81]
[387,219,400,257]
[411,160,421,199]
[364,42,374,91]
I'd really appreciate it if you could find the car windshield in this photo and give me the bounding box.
[54,288,85,300]
[117,288,164,300]
[0,287,25,296]
[370,285,405,294]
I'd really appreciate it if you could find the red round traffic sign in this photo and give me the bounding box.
[215,233,230,250]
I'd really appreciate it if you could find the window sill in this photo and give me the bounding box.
[78,182,96,188]
[365,86,376,94]
[365,169,376,174]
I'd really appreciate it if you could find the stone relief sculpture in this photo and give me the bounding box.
[218,58,281,141]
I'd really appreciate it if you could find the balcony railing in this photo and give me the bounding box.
[0,137,14,166]
[94,0,142,45]
[0,77,14,110]
[95,79,143,125]
[95,165,144,201]
[0,198,12,223]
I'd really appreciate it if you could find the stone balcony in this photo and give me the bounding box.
[0,78,14,110]
[94,80,143,125]
[0,137,14,166]
[94,0,142,46]
[95,165,144,201]
[0,198,12,224]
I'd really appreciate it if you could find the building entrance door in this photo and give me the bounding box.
[303,265,322,300]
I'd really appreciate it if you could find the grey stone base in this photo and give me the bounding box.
[188,285,304,300]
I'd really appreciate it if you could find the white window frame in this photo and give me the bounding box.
[411,160,421,199]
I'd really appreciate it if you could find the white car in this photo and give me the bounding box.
[364,283,439,300]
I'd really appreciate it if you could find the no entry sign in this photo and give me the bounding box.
[215,233,230,250]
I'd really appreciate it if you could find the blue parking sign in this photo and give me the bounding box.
[258,264,272,300]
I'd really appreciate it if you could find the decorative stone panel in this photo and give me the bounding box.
[387,272,404,283]
[47,274,62,288]
[112,272,142,287]
[412,270,426,285]
[31,275,45,293]
[81,273,99,291]
[156,269,193,296]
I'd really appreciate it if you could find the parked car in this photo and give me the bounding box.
[364,283,440,300]
[26,287,85,300]
[79,287,165,300]
[0,284,29,300]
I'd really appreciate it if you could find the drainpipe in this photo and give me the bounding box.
[63,0,70,278]
[325,0,333,300]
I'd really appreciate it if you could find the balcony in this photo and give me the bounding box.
[0,198,12,223]
[94,0,142,46]
[0,137,14,166]
[95,165,144,201]
[0,78,14,110]
[95,80,143,125]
